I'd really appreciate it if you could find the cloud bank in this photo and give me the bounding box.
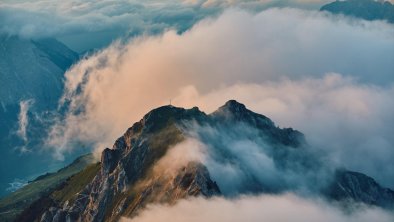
[3,0,386,51]
[173,75,394,188]
[46,8,394,188]
[0,0,221,51]
[1,0,312,51]
[122,194,394,222]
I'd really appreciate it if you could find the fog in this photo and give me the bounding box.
[16,99,34,142]
[122,194,394,222]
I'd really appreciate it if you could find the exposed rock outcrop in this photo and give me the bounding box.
[325,170,394,208]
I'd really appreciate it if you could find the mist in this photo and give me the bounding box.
[176,122,329,196]
[122,132,394,220]
[121,194,394,222]
[16,99,34,142]
[173,75,394,188]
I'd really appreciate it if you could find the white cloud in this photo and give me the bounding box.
[0,0,283,51]
[0,0,219,51]
[5,178,27,192]
[45,8,394,188]
[173,74,394,188]
[122,194,394,222]
[152,138,206,176]
[16,99,34,142]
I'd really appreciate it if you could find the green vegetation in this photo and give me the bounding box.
[51,162,100,204]
[0,153,96,222]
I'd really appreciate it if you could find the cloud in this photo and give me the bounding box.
[0,0,291,51]
[0,0,221,51]
[1,0,375,51]
[140,136,324,204]
[173,74,394,189]
[122,194,394,222]
[190,0,337,9]
[5,178,27,192]
[153,138,206,176]
[175,125,329,196]
[16,99,34,142]
[45,8,394,189]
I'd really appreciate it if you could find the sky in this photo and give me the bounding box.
[1,0,394,220]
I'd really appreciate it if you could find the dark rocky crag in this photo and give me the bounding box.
[18,100,394,222]
[325,170,394,208]
[321,0,394,23]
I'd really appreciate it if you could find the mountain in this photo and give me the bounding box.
[320,0,394,23]
[0,154,96,222]
[325,170,394,208]
[0,35,78,107]
[0,35,79,198]
[8,100,394,222]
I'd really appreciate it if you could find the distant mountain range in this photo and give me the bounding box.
[0,35,80,198]
[0,36,78,106]
[321,0,394,23]
[2,101,392,222]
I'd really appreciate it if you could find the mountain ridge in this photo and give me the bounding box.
[10,100,394,221]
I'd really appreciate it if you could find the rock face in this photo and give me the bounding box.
[18,100,394,221]
[321,0,394,23]
[325,170,394,208]
[32,106,218,222]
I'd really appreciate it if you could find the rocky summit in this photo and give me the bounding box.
[13,100,394,222]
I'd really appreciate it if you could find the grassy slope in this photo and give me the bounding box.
[0,153,96,222]
[51,162,100,204]
[16,162,101,222]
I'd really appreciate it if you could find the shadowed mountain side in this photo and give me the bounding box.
[324,170,394,208]
[321,0,394,23]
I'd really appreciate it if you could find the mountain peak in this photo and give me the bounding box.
[213,100,250,119]
[141,105,205,133]
[220,100,247,112]
[212,100,272,125]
